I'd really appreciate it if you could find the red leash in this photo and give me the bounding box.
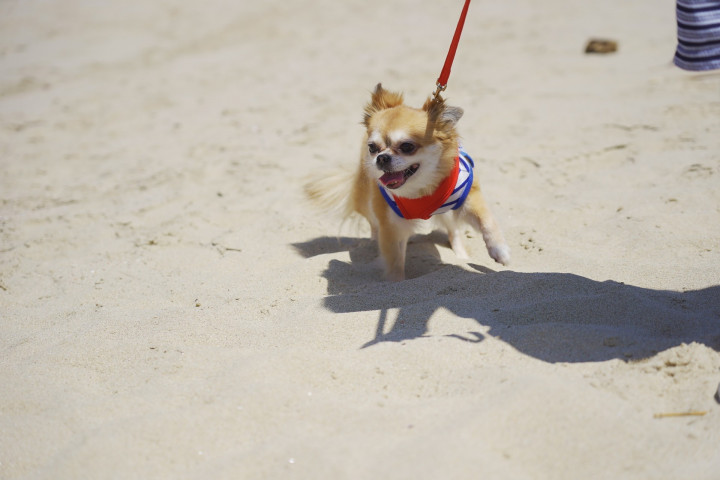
[433,0,471,99]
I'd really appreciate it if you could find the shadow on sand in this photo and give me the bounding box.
[293,235,720,363]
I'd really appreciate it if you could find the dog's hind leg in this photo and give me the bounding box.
[435,213,469,259]
[447,227,469,259]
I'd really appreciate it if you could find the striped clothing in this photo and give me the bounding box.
[380,148,475,220]
[674,0,720,71]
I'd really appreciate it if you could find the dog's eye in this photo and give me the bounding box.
[368,143,379,154]
[399,142,416,154]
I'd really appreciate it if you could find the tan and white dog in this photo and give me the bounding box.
[306,84,510,281]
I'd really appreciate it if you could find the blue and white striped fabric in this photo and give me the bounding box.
[674,0,720,71]
[432,148,474,216]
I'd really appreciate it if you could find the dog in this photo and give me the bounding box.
[305,83,510,281]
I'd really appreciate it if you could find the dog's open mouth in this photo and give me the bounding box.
[379,164,419,189]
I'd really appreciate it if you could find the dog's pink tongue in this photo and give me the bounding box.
[379,171,406,189]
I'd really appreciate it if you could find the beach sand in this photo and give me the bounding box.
[1,0,719,478]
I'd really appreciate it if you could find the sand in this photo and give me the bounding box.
[1,0,719,478]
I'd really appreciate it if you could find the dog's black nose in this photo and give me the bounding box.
[376,154,391,169]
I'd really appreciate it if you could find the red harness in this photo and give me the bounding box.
[391,157,460,220]
[379,148,475,220]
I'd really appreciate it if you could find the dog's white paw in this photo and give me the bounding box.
[488,244,511,266]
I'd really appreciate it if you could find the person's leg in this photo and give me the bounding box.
[674,0,720,71]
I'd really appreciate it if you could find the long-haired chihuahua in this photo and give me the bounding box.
[305,84,510,281]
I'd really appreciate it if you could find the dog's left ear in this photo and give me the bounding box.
[440,105,464,126]
[423,97,464,128]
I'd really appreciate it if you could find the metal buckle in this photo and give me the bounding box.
[432,82,447,101]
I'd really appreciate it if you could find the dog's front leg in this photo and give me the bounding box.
[372,193,412,281]
[464,185,511,266]
[376,222,410,281]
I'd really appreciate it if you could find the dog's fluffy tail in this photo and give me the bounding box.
[303,169,356,220]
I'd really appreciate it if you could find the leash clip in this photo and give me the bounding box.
[432,82,447,100]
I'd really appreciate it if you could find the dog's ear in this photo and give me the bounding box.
[363,83,404,126]
[440,105,464,126]
[422,97,464,128]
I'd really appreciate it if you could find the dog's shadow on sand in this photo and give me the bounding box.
[293,235,720,363]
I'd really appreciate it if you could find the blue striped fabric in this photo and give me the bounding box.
[431,148,474,216]
[674,0,720,71]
